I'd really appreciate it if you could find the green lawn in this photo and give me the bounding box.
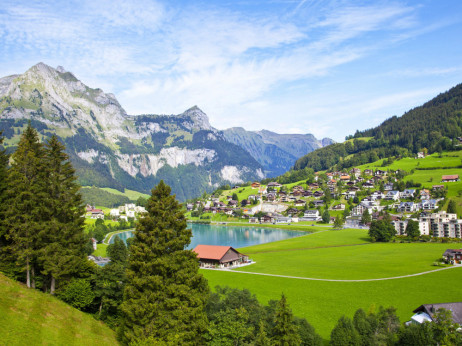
[0,274,117,345]
[202,266,462,341]
[200,228,462,340]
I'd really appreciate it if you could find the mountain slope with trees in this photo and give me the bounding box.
[292,83,462,174]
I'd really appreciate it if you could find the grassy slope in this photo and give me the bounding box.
[99,187,150,201]
[201,229,462,340]
[0,274,117,345]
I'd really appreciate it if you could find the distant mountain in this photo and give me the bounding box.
[292,83,462,173]
[223,127,333,177]
[0,63,263,200]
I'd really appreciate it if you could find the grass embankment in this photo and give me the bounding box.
[0,274,117,345]
[99,187,149,201]
[201,229,462,340]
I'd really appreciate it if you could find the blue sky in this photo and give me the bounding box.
[1,0,462,141]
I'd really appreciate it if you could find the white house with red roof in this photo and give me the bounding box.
[193,245,249,268]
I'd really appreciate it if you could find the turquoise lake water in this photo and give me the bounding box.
[108,223,305,249]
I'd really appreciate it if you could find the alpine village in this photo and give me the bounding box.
[2,7,462,345]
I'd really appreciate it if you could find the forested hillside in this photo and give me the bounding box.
[292,83,462,174]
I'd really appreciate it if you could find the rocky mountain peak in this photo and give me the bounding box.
[181,106,212,131]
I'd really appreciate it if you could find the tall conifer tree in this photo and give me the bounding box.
[6,124,47,288]
[272,294,301,345]
[0,132,12,275]
[119,180,209,345]
[39,135,87,294]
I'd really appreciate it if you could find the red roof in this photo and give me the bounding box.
[442,175,459,180]
[193,245,234,261]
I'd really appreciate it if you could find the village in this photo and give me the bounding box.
[187,166,462,241]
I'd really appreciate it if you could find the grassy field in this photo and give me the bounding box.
[201,229,462,340]
[99,187,150,201]
[0,274,117,345]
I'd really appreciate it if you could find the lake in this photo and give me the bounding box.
[108,223,305,249]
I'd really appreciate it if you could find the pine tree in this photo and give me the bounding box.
[38,135,87,294]
[0,132,13,276]
[6,124,47,288]
[361,208,371,225]
[255,320,271,346]
[119,180,209,345]
[330,315,361,346]
[272,294,301,345]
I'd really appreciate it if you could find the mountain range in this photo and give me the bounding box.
[0,63,331,200]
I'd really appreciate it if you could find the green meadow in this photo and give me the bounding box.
[0,274,117,345]
[201,229,462,339]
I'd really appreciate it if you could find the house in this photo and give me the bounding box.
[228,200,238,207]
[267,181,282,188]
[110,209,120,218]
[312,200,325,207]
[417,152,426,159]
[432,185,445,191]
[313,191,324,198]
[385,190,400,201]
[420,189,431,200]
[370,191,384,200]
[193,245,249,268]
[364,169,373,175]
[126,210,135,218]
[362,182,374,189]
[251,182,261,188]
[274,217,291,224]
[331,204,345,210]
[442,249,462,264]
[261,215,273,223]
[294,199,306,207]
[398,202,418,213]
[420,199,438,210]
[301,210,321,221]
[442,175,460,182]
[384,183,394,191]
[400,189,416,199]
[408,302,462,325]
[249,217,258,223]
[91,209,104,219]
[340,174,351,181]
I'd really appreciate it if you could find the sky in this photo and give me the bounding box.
[1,0,462,142]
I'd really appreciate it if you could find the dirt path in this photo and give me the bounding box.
[206,265,460,282]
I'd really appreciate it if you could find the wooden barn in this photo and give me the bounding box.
[193,245,249,268]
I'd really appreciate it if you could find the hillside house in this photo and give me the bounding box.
[384,183,394,191]
[364,169,373,175]
[442,249,462,264]
[110,209,120,218]
[385,190,400,201]
[286,208,299,216]
[251,182,261,188]
[370,191,384,200]
[392,219,429,236]
[331,204,345,210]
[274,217,291,224]
[91,209,104,219]
[294,200,306,207]
[301,210,321,221]
[267,182,282,188]
[432,185,445,191]
[400,189,416,199]
[362,182,375,189]
[398,202,418,213]
[312,200,325,207]
[408,303,462,325]
[420,189,431,199]
[420,199,438,210]
[442,175,459,182]
[193,245,249,268]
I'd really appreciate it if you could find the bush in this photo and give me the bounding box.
[58,278,95,310]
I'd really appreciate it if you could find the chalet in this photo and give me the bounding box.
[286,208,300,216]
[193,245,249,268]
[416,152,426,159]
[400,189,416,199]
[312,200,325,207]
[292,190,303,197]
[362,182,374,189]
[110,209,120,218]
[442,175,459,182]
[303,191,313,197]
[420,199,438,210]
[261,215,273,223]
[228,200,238,207]
[301,210,321,221]
[294,199,306,207]
[345,190,356,199]
[408,302,462,325]
[313,191,324,198]
[91,209,104,219]
[432,185,444,190]
[126,210,135,218]
[346,181,356,187]
[280,195,289,202]
[292,185,304,192]
[375,170,387,176]
[274,217,291,224]
[385,190,400,201]
[251,182,261,188]
[340,175,351,181]
[370,191,384,200]
[398,202,418,213]
[364,169,373,175]
[420,189,431,199]
[331,204,345,210]
[267,181,282,188]
[442,249,462,264]
[249,217,258,223]
[266,193,276,202]
[384,183,394,191]
[309,183,319,189]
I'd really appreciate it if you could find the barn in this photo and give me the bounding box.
[193,245,249,268]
